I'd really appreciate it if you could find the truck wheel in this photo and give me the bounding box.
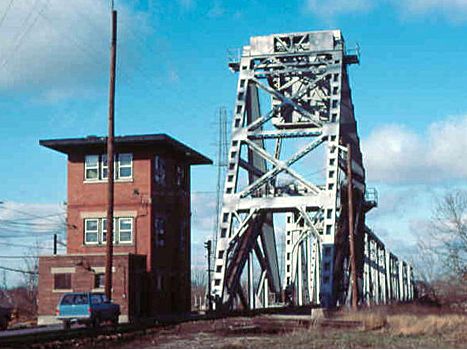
[92,315,100,328]
[63,321,70,330]
[0,318,8,330]
[111,316,119,326]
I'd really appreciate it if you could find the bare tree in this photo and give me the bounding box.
[19,246,39,316]
[428,190,466,276]
[191,268,207,310]
[414,189,467,307]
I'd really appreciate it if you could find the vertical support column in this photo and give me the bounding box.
[248,251,255,309]
[398,260,403,301]
[306,235,312,304]
[385,250,391,302]
[297,244,303,306]
[321,53,344,308]
[363,232,370,305]
[263,277,269,307]
[408,265,414,300]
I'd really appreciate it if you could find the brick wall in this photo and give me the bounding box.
[37,253,146,325]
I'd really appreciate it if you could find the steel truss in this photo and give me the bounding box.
[211,30,413,310]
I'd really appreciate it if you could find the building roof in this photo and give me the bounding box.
[39,134,212,165]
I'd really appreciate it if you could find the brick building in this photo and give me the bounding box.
[37,134,211,325]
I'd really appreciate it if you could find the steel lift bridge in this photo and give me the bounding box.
[211,30,414,311]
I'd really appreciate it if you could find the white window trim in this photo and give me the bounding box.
[84,155,99,181]
[84,153,133,182]
[118,217,133,244]
[101,218,117,244]
[84,217,134,246]
[84,218,99,245]
[117,153,133,180]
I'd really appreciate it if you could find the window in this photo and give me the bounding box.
[154,156,166,185]
[85,153,133,181]
[74,294,88,304]
[118,218,132,243]
[94,274,105,289]
[156,274,164,291]
[155,217,165,247]
[84,219,99,244]
[54,273,71,290]
[60,294,75,304]
[85,155,99,180]
[84,217,133,245]
[101,218,116,244]
[176,164,185,188]
[101,154,108,179]
[91,293,103,304]
[118,153,132,179]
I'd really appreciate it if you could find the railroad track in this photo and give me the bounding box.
[0,306,317,348]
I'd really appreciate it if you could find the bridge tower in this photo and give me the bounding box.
[211,30,367,310]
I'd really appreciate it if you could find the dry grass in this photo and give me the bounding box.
[387,314,467,337]
[333,305,467,347]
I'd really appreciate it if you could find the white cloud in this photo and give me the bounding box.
[0,201,66,237]
[305,0,373,18]
[0,0,151,100]
[304,0,467,22]
[400,0,467,20]
[191,192,217,238]
[362,115,467,184]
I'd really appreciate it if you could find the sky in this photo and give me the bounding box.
[0,0,466,285]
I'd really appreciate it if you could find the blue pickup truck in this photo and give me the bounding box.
[56,292,120,329]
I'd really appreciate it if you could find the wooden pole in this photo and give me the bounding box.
[346,143,358,310]
[105,9,117,302]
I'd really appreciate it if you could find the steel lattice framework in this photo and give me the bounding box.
[211,30,413,310]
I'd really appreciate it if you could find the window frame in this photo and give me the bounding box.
[154,156,166,186]
[118,217,133,244]
[84,217,133,246]
[84,155,99,181]
[54,273,72,290]
[84,153,133,182]
[102,218,117,244]
[93,273,105,290]
[176,164,185,188]
[84,218,99,245]
[154,216,165,247]
[117,153,133,179]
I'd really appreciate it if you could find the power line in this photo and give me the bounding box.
[0,242,55,250]
[0,265,37,275]
[0,0,14,30]
[0,255,41,259]
[0,0,50,71]
[0,206,65,223]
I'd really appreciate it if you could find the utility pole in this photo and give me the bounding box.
[105,7,117,302]
[346,143,358,310]
[53,234,57,255]
[204,240,212,311]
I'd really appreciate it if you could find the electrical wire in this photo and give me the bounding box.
[0,0,14,30]
[0,205,65,223]
[0,265,37,275]
[0,242,55,250]
[0,0,50,71]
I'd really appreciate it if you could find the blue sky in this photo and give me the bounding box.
[0,0,466,284]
